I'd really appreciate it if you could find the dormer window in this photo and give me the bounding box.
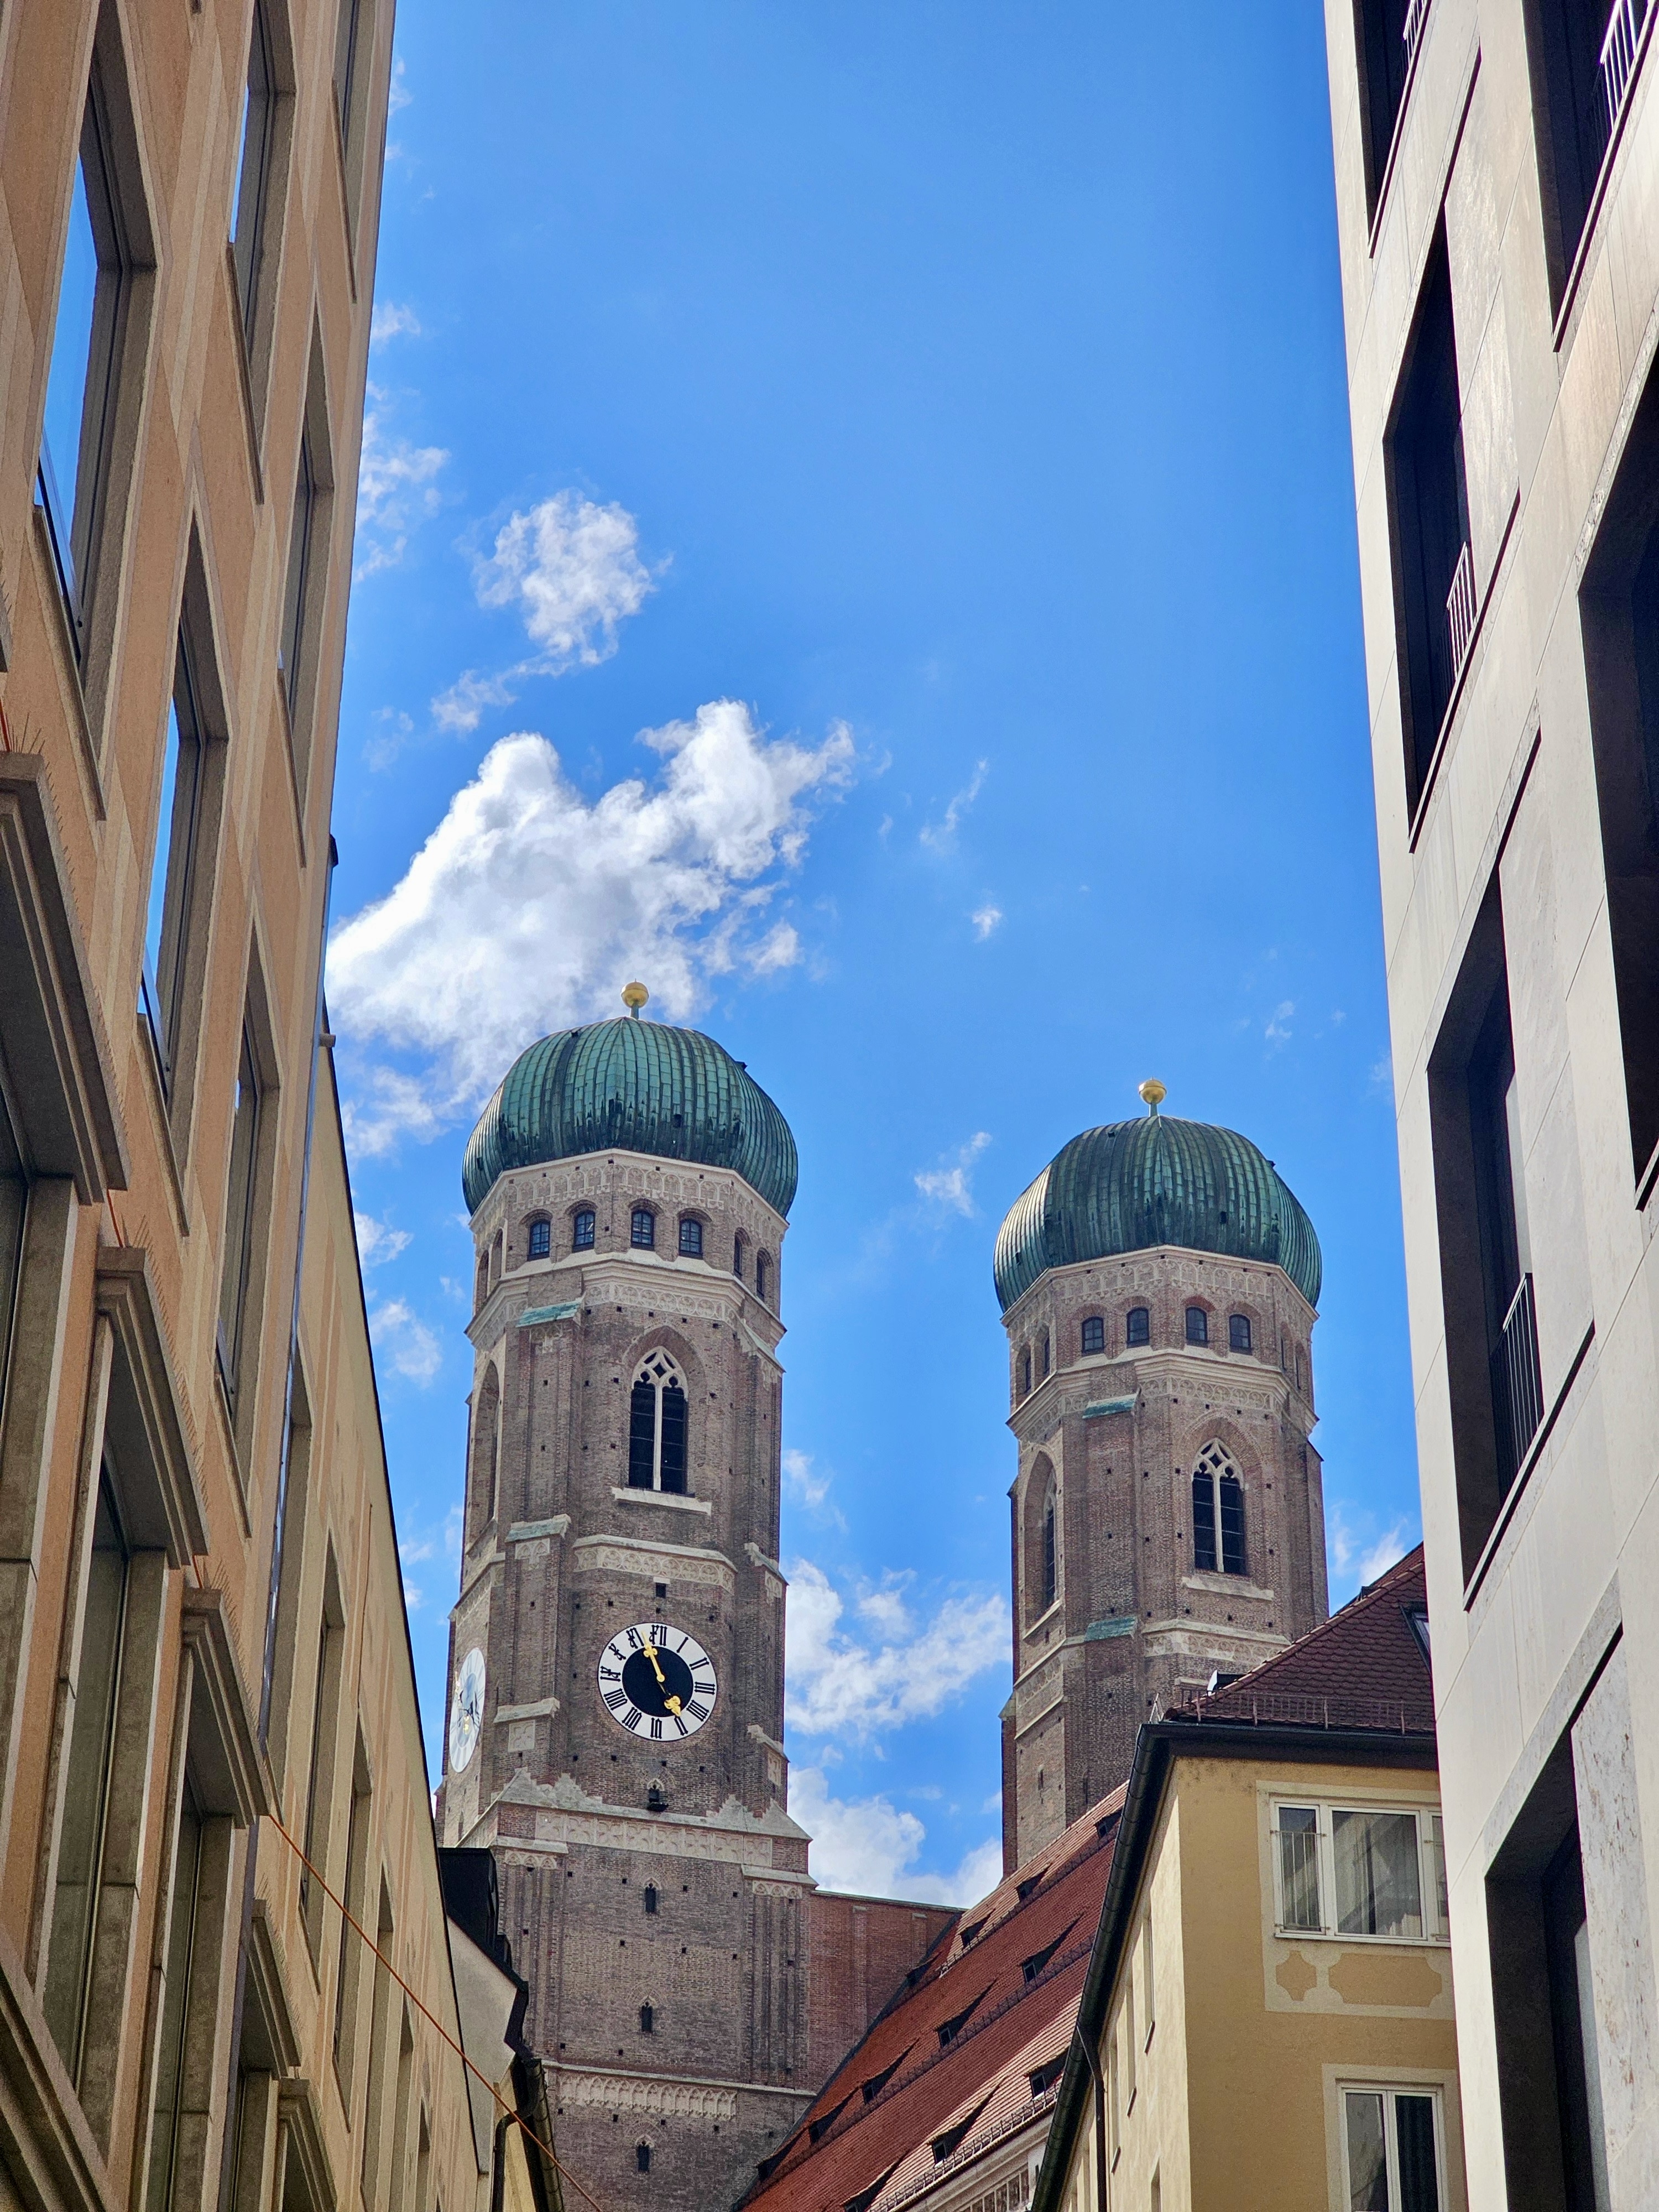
[1081,1316,1105,1355]
[1185,1305,1209,1346]
[679,1217,703,1258]
[526,1217,551,1260]
[1229,1312,1251,1353]
[573,1208,596,1250]
[631,1207,656,1250]
[1126,1307,1150,1347]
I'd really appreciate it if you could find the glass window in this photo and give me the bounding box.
[1343,2088,1442,2212]
[333,0,365,140]
[1017,1349,1031,1397]
[628,1352,688,1493]
[526,1218,551,1260]
[637,2145,651,2174]
[0,1089,27,1418]
[630,1208,655,1250]
[639,2004,654,2034]
[1276,1806,1322,1932]
[280,426,315,713]
[39,142,100,649]
[1192,1443,1245,1576]
[1040,1333,1051,1377]
[146,1776,205,2211]
[679,1217,703,1258]
[44,1479,129,2077]
[573,1208,595,1250]
[1185,1305,1208,1345]
[231,0,278,333]
[1229,1312,1252,1353]
[1126,1306,1150,1347]
[756,1252,771,1305]
[1042,1483,1057,1609]
[217,1020,263,1410]
[732,1232,745,1281]
[140,634,206,1089]
[643,1885,658,1915]
[1334,1809,1425,1939]
[1218,1472,1247,1577]
[1191,1468,1217,1572]
[1081,1316,1104,1355]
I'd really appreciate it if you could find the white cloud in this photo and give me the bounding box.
[366,1297,442,1384]
[434,492,656,732]
[915,1131,992,1218]
[920,760,988,852]
[790,1768,1002,1904]
[354,1211,411,1267]
[1327,1510,1413,1606]
[388,56,411,112]
[328,703,853,1147]
[356,398,448,578]
[371,301,422,344]
[1265,999,1295,1045]
[971,904,1003,941]
[785,1558,1008,1741]
[782,1448,845,1528]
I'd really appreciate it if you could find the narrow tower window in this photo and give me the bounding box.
[1042,1480,1057,1609]
[1191,1443,1247,1577]
[733,1231,745,1281]
[573,1208,595,1250]
[637,2145,652,2174]
[756,1252,771,1305]
[628,1352,688,1494]
[1126,1307,1150,1347]
[1185,1305,1209,1346]
[1040,1333,1051,1377]
[1017,1348,1031,1398]
[526,1217,551,1260]
[643,1885,658,1915]
[1081,1316,1105,1355]
[679,1217,703,1258]
[631,1207,655,1249]
[639,2004,654,2034]
[1229,1313,1252,1353]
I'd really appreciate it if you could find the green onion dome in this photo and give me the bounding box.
[993,1112,1321,1314]
[462,1015,797,1219]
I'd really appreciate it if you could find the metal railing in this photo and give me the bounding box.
[1446,540,1477,680]
[1600,0,1650,152]
[1404,0,1433,69]
[1185,1688,1436,1733]
[1491,1271,1544,1492]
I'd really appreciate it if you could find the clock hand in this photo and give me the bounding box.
[644,1641,668,1689]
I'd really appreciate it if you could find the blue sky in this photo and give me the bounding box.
[327,3,1415,1904]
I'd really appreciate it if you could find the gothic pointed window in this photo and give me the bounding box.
[1191,1442,1246,1577]
[628,1352,688,1494]
[1126,1307,1150,1348]
[1042,1480,1057,1609]
[1081,1316,1105,1355]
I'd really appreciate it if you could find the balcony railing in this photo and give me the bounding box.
[1447,540,1477,680]
[1404,0,1433,69]
[1491,1271,1544,1493]
[1601,0,1650,151]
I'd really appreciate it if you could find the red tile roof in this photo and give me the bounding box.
[739,1788,1125,2212]
[1166,1544,1434,1735]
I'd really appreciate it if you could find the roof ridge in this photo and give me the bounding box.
[1210,1542,1425,1697]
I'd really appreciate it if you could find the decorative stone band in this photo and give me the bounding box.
[571,1532,734,1589]
[551,2068,741,2124]
[612,1484,713,1516]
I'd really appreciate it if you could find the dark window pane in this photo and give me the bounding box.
[1334,1810,1423,1938]
[1042,1486,1057,1608]
[1344,2090,1389,2212]
[757,1253,770,1303]
[659,1381,687,1494]
[1191,1473,1217,1573]
[631,1208,655,1249]
[1081,1316,1104,1355]
[1040,1334,1051,1376]
[142,637,206,1087]
[1219,1474,1248,1577]
[1229,1313,1252,1353]
[281,431,314,709]
[1186,1305,1208,1345]
[146,1781,205,2212]
[0,1093,27,1413]
[1395,2096,1441,2212]
[527,1219,550,1259]
[732,1234,744,1281]
[1126,1307,1150,1347]
[573,1209,594,1249]
[679,1218,703,1258]
[628,1379,656,1488]
[217,1022,262,1406]
[232,1,278,331]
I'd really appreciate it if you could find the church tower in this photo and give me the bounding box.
[994,1084,1328,1871]
[437,990,814,2211]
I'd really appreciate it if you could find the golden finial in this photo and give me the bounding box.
[622,981,649,1018]
[1138,1078,1166,1117]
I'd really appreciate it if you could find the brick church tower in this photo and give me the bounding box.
[436,992,952,2212]
[994,1083,1329,1871]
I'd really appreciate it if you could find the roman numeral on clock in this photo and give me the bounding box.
[686,1700,709,1721]
[604,1691,628,1711]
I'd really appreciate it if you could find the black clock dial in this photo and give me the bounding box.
[622,1641,694,1717]
[597,1623,719,1739]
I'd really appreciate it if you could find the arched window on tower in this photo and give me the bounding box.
[1228,1312,1251,1353]
[474,1252,488,1311]
[573,1207,596,1250]
[643,1884,658,1915]
[489,1229,503,1285]
[1042,1478,1057,1608]
[756,1251,771,1306]
[1081,1316,1105,1355]
[1017,1348,1032,1399]
[639,2003,654,2034]
[631,1207,656,1250]
[1041,1333,1051,1378]
[1185,1305,1209,1345]
[637,2145,652,2174]
[467,1365,501,1544]
[526,1216,551,1260]
[1191,1442,1246,1576]
[1126,1307,1150,1347]
[628,1352,688,1494]
[678,1216,703,1258]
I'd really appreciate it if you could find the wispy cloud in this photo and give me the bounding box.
[971,904,1003,941]
[371,301,422,345]
[1265,999,1295,1045]
[328,703,854,1152]
[790,1767,1001,1903]
[434,493,658,733]
[1327,1507,1414,1606]
[783,1448,846,1528]
[785,1559,1008,1741]
[920,760,988,853]
[914,1131,991,1218]
[354,1211,411,1268]
[355,397,448,578]
[366,1297,442,1384]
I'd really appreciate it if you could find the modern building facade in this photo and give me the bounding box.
[0,6,540,2211]
[437,1004,951,2212]
[1325,1,1659,2204]
[1033,1550,1464,2212]
[994,1095,1328,1871]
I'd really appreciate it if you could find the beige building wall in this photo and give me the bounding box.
[1050,1755,1463,2212]
[1323,0,1659,2202]
[0,2,521,2208]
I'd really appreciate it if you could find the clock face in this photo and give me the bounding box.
[450,1646,486,1772]
[597,1621,718,1741]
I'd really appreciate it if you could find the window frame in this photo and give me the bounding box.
[1081,1315,1105,1356]
[216,1011,269,1423]
[1125,1306,1150,1348]
[1336,2081,1447,2212]
[572,1207,596,1251]
[1228,1312,1253,1353]
[677,1215,703,1259]
[525,1215,551,1261]
[630,1207,656,1250]
[1184,1304,1209,1346]
[627,1352,690,1494]
[1270,1798,1450,1944]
